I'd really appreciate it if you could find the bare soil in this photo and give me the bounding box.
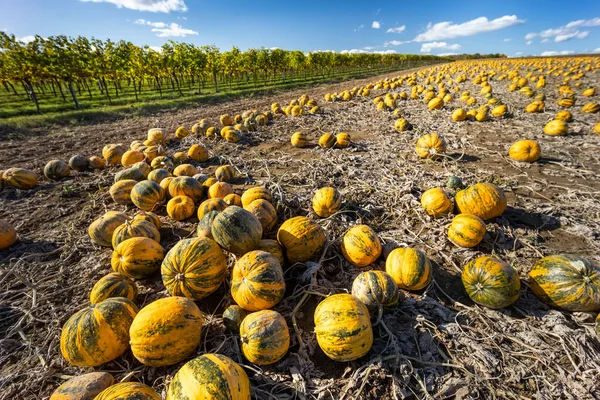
[1,65,600,400]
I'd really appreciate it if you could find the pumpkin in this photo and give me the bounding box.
[102,144,127,165]
[594,122,600,134]
[161,237,227,300]
[394,118,410,131]
[420,188,452,217]
[168,176,203,202]
[175,126,190,139]
[544,119,568,136]
[491,105,507,117]
[160,176,175,197]
[257,239,285,266]
[277,216,326,263]
[582,103,600,113]
[132,161,151,177]
[90,273,138,304]
[150,155,174,170]
[351,270,401,313]
[241,187,272,207]
[446,175,464,190]
[596,314,600,337]
[114,167,145,183]
[131,180,165,211]
[89,156,105,169]
[193,173,209,184]
[583,88,596,97]
[427,97,443,110]
[215,165,235,182]
[44,160,70,180]
[197,198,228,219]
[224,130,242,143]
[231,250,285,311]
[211,206,262,255]
[109,179,136,206]
[312,187,342,218]
[386,247,432,290]
[455,183,506,220]
[223,305,247,331]
[3,168,37,189]
[60,297,138,367]
[88,211,129,247]
[448,214,486,248]
[336,133,351,148]
[133,211,161,229]
[555,110,572,122]
[557,97,574,108]
[111,237,164,279]
[50,372,114,400]
[451,109,467,121]
[318,133,336,149]
[0,220,18,250]
[68,154,89,172]
[220,114,234,126]
[341,224,382,267]
[291,132,307,147]
[415,133,447,159]
[205,126,217,137]
[208,182,234,199]
[525,101,544,113]
[112,219,160,249]
[462,256,521,309]
[173,164,198,177]
[224,193,242,206]
[143,145,161,162]
[130,296,203,367]
[240,310,290,365]
[244,199,277,232]
[529,254,600,311]
[164,195,194,221]
[95,382,160,400]
[121,150,144,168]
[314,294,373,362]
[509,140,541,162]
[147,128,165,143]
[166,354,250,400]
[196,211,220,239]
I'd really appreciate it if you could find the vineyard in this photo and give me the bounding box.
[0,33,447,121]
[1,55,600,400]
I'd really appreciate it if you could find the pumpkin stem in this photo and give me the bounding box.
[175,273,185,282]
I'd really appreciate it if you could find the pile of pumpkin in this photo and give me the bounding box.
[290,131,351,149]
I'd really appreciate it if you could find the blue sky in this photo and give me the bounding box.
[1,0,600,57]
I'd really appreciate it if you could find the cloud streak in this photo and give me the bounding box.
[386,25,406,33]
[414,15,524,42]
[372,21,381,29]
[135,19,198,37]
[80,0,187,12]
[420,42,461,53]
[525,17,599,43]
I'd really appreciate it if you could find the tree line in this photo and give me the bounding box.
[0,33,449,114]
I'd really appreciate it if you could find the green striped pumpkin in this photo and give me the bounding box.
[211,206,263,255]
[447,214,486,248]
[114,167,145,183]
[131,180,165,212]
[455,183,507,220]
[197,198,228,219]
[130,296,203,367]
[215,165,236,182]
[351,270,401,313]
[240,310,290,365]
[168,176,204,202]
[241,187,272,208]
[109,179,137,206]
[161,237,227,300]
[3,168,37,189]
[244,199,277,232]
[150,155,174,170]
[166,354,250,400]
[386,247,432,291]
[196,210,220,239]
[60,297,138,367]
[223,305,247,331]
[90,273,138,304]
[277,216,326,263]
[231,250,285,311]
[111,237,164,279]
[462,256,521,309]
[44,160,70,181]
[111,219,160,249]
[88,211,129,247]
[95,382,160,400]
[529,254,600,311]
[147,168,171,184]
[257,239,285,266]
[341,224,382,267]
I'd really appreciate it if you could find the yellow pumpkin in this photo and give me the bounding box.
[130,296,203,367]
[241,186,272,208]
[257,239,285,266]
[447,214,486,248]
[491,105,507,117]
[394,118,409,131]
[525,101,544,113]
[2,168,37,189]
[187,144,209,162]
[240,310,290,365]
[291,132,308,147]
[121,150,144,167]
[133,211,161,229]
[95,382,160,400]
[197,198,228,219]
[318,133,336,149]
[147,168,171,184]
[208,181,234,199]
[211,206,263,255]
[312,187,342,218]
[341,224,382,267]
[90,272,138,304]
[555,110,572,122]
[111,237,164,279]
[168,176,203,202]
[427,97,443,110]
[455,183,507,220]
[60,297,138,367]
[335,133,351,148]
[215,165,235,182]
[582,103,600,113]
[89,156,105,169]
[462,256,521,309]
[277,216,326,263]
[223,193,242,206]
[451,108,467,121]
[173,164,198,177]
[147,128,165,143]
[415,133,447,159]
[112,219,160,249]
[161,237,227,300]
[102,144,127,165]
[88,211,129,247]
[544,119,568,136]
[232,250,285,311]
[314,294,373,362]
[175,126,190,139]
[420,188,452,217]
[509,140,541,162]
[583,88,596,97]
[131,180,166,212]
[167,195,196,221]
[594,122,600,134]
[386,247,432,290]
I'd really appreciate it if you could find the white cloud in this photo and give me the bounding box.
[540,50,574,56]
[526,41,533,45]
[16,35,37,44]
[515,52,523,56]
[269,47,280,50]
[386,25,406,33]
[525,17,599,43]
[541,38,549,43]
[420,42,461,53]
[80,0,187,12]
[135,19,197,37]
[438,52,458,56]
[594,47,600,53]
[504,38,512,42]
[341,49,369,54]
[353,24,364,32]
[414,15,524,42]
[375,50,396,54]
[372,21,381,29]
[340,48,397,55]
[384,40,410,47]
